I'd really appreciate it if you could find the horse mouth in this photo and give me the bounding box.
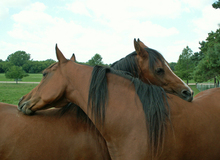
[166,89,193,102]
[18,102,35,115]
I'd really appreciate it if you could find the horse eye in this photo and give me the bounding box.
[155,68,164,75]
[43,72,47,77]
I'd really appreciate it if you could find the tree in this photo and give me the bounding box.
[0,61,13,73]
[194,43,220,83]
[175,46,194,84]
[193,28,220,84]
[191,51,205,66]
[22,59,56,73]
[212,0,220,9]
[5,66,29,83]
[169,62,176,71]
[86,54,104,66]
[7,51,30,67]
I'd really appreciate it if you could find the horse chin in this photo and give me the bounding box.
[182,96,193,102]
[166,90,193,102]
[176,92,193,102]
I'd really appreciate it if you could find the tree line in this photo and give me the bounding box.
[1,25,219,84]
[171,1,220,85]
[174,27,220,84]
[1,0,219,83]
[0,51,107,83]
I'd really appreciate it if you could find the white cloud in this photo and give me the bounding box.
[66,1,91,17]
[0,0,30,20]
[67,0,182,22]
[0,6,9,20]
[193,5,220,40]
[181,0,213,8]
[0,0,30,8]
[6,1,181,63]
[3,0,219,64]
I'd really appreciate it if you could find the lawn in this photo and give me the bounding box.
[0,73,42,82]
[0,83,38,105]
[189,85,200,96]
[0,82,200,105]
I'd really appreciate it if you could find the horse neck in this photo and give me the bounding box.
[65,63,93,114]
[65,64,149,159]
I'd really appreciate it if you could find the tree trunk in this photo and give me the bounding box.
[214,77,217,88]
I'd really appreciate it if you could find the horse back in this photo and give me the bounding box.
[0,103,110,160]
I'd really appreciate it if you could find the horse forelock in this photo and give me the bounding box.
[48,62,58,69]
[145,48,165,73]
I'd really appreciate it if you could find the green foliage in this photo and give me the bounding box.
[169,62,176,71]
[22,59,56,73]
[5,66,29,83]
[7,51,30,67]
[0,61,14,73]
[191,52,205,66]
[193,28,220,83]
[175,46,194,83]
[212,0,220,9]
[86,54,104,66]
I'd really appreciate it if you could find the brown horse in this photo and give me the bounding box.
[18,44,220,159]
[112,39,193,102]
[0,102,110,160]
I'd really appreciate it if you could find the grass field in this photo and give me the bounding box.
[0,83,38,105]
[0,83,200,105]
[0,73,201,105]
[0,73,42,82]
[190,85,200,96]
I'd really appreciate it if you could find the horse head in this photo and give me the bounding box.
[134,38,194,102]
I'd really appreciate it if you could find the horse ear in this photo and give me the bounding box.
[70,53,76,62]
[55,44,67,63]
[134,38,148,58]
[138,39,148,49]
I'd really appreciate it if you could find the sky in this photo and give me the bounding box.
[0,0,220,64]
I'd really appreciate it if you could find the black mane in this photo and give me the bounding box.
[88,65,170,154]
[111,51,139,77]
[111,48,165,77]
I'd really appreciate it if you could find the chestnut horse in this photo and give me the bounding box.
[2,39,191,159]
[112,39,193,102]
[18,44,220,159]
[0,102,110,160]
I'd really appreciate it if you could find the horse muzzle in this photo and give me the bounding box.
[18,99,35,115]
[181,89,194,102]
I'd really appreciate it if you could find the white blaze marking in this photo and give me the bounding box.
[165,62,193,94]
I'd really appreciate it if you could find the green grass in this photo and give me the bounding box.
[0,83,38,105]
[189,85,200,96]
[183,79,215,84]
[0,83,200,105]
[22,74,42,82]
[0,73,42,82]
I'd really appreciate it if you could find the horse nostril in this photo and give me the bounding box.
[181,89,193,102]
[181,90,191,97]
